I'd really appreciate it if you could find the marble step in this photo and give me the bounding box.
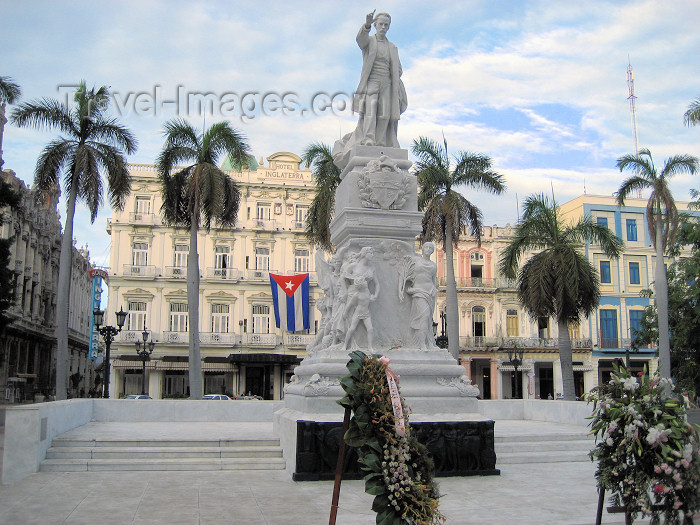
[50,438,280,448]
[40,457,286,472]
[45,445,283,460]
[495,439,593,454]
[496,449,591,464]
[494,433,589,443]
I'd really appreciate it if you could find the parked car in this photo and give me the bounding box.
[202,394,231,400]
[124,394,152,399]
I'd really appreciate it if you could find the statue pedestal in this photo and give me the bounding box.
[276,146,498,478]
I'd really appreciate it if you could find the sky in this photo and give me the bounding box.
[2,0,699,268]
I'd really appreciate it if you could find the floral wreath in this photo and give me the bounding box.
[338,351,445,525]
[587,365,700,524]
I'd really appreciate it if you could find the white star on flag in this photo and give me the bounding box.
[285,280,294,290]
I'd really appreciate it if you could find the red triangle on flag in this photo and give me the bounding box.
[270,273,308,297]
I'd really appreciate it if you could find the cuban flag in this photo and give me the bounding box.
[269,273,310,332]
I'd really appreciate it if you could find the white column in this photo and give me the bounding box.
[149,369,162,399]
[273,364,281,400]
[553,359,562,398]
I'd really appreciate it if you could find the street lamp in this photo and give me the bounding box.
[93,307,127,398]
[134,327,156,396]
[436,310,448,349]
[507,346,525,399]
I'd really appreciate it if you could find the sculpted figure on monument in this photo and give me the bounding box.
[330,251,356,345]
[333,10,408,167]
[343,247,380,350]
[400,242,438,350]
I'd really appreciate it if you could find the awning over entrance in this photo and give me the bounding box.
[112,357,235,371]
[228,353,301,365]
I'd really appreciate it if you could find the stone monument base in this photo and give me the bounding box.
[273,409,499,481]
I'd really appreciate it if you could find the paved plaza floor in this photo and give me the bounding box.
[0,420,677,525]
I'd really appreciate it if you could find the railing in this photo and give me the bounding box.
[205,267,242,280]
[436,277,517,289]
[598,337,654,350]
[162,331,188,344]
[292,221,305,231]
[123,265,158,277]
[245,269,272,281]
[458,336,593,349]
[129,212,160,225]
[120,330,161,343]
[244,333,278,346]
[252,218,277,230]
[199,332,239,345]
[165,266,187,278]
[284,333,315,347]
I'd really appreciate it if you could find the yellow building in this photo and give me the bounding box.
[105,153,320,399]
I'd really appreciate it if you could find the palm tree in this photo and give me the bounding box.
[302,142,341,252]
[412,136,506,360]
[499,194,623,400]
[684,97,700,127]
[616,148,698,379]
[10,82,136,399]
[0,76,22,169]
[157,119,249,399]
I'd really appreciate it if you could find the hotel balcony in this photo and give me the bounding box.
[284,333,315,348]
[245,269,272,281]
[205,267,242,280]
[129,212,160,225]
[165,266,187,278]
[122,265,158,277]
[243,333,279,347]
[252,219,278,231]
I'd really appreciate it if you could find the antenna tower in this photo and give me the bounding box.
[627,59,642,198]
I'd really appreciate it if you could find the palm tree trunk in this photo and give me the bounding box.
[0,103,6,169]
[655,216,671,379]
[55,180,79,400]
[557,319,575,400]
[445,227,460,360]
[188,218,203,399]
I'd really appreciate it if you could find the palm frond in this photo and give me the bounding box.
[10,98,77,136]
[0,76,21,105]
[302,142,340,250]
[452,152,506,195]
[684,97,700,127]
[659,153,698,180]
[88,118,138,155]
[34,139,75,202]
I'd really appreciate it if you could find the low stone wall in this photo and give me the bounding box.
[479,399,594,426]
[2,399,93,484]
[1,399,284,485]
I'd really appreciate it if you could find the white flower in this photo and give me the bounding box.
[623,377,639,391]
[606,437,614,446]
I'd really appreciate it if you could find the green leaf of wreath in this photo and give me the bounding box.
[360,452,381,472]
[376,508,399,525]
[365,478,386,495]
[340,375,357,393]
[371,494,390,512]
[344,421,367,448]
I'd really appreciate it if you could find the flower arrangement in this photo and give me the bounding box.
[588,365,700,524]
[338,350,445,525]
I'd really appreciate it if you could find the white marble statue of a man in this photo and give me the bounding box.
[333,10,408,168]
